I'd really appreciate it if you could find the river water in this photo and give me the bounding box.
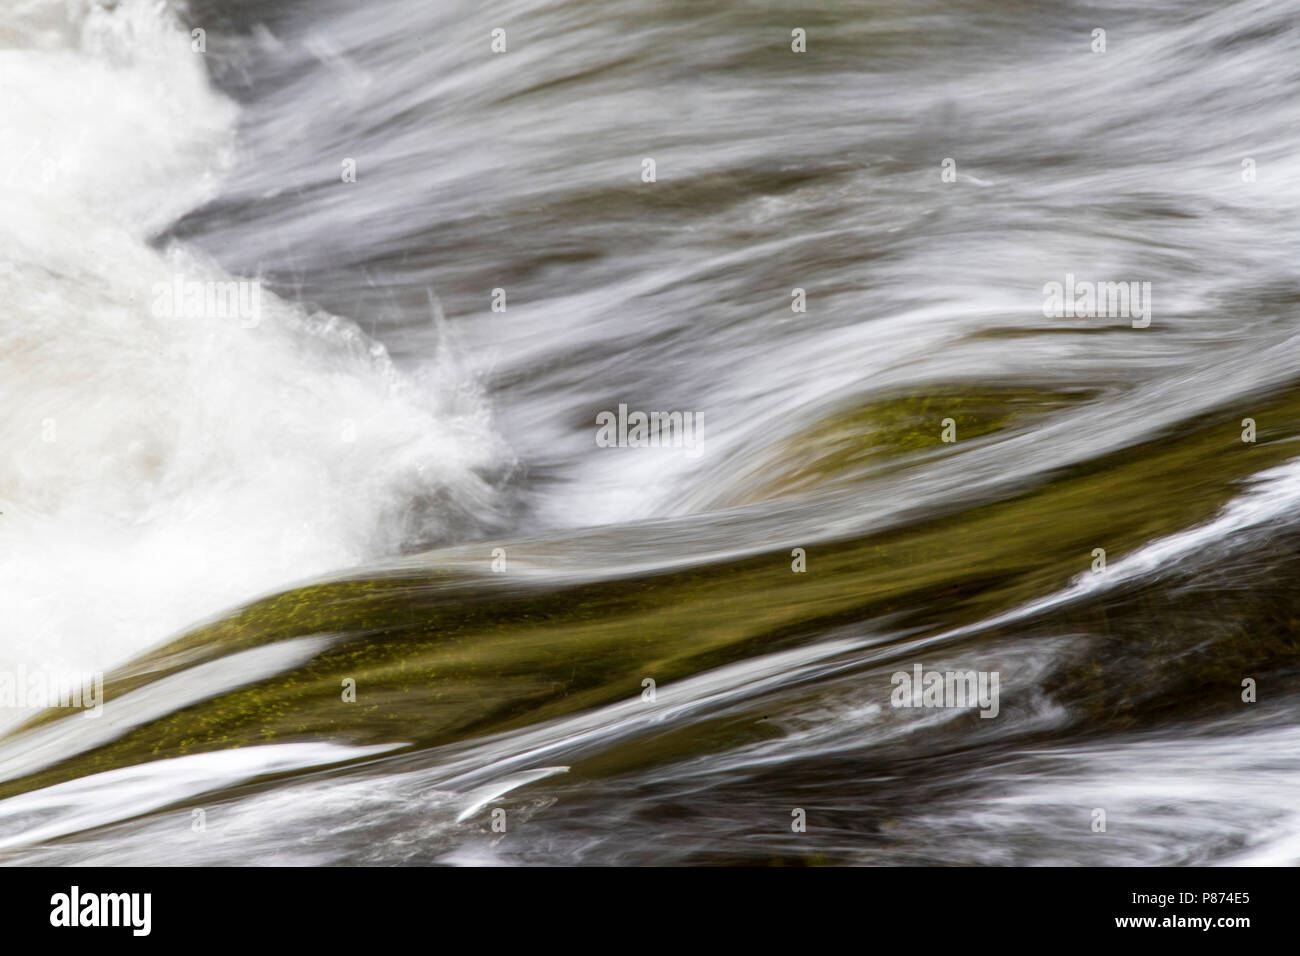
[1,0,1299,864]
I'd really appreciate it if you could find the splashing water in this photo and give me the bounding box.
[2,0,1300,865]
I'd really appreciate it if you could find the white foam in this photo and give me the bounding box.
[0,1,509,688]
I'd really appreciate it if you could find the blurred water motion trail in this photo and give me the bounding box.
[1,0,1299,865]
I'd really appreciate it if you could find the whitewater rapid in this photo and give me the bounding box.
[0,0,510,705]
[4,0,1300,867]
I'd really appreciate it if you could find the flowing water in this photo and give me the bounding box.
[2,0,1299,865]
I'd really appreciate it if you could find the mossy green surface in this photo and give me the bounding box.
[725,386,1095,506]
[2,378,1297,801]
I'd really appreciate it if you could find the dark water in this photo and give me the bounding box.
[1,0,1299,864]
